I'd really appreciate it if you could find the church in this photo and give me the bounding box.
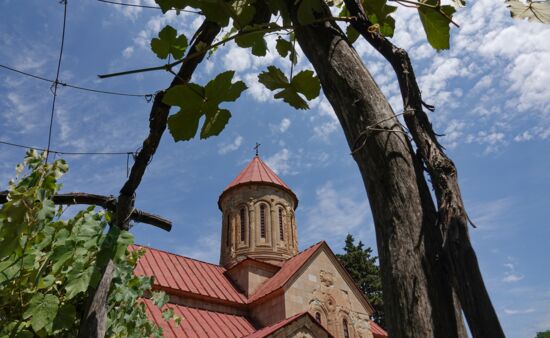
[135,155,388,338]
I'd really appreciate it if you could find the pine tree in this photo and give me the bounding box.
[336,234,385,327]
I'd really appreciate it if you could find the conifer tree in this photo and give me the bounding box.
[336,234,384,327]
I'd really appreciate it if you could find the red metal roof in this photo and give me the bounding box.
[218,156,298,208]
[143,298,256,338]
[131,245,247,304]
[370,321,389,338]
[249,241,324,302]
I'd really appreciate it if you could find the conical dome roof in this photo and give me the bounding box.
[218,156,298,209]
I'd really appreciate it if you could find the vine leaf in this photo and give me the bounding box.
[156,0,188,13]
[163,71,247,141]
[235,30,268,56]
[150,25,188,60]
[23,294,59,333]
[418,0,456,50]
[258,66,321,109]
[362,0,397,37]
[276,37,298,64]
[506,0,550,23]
[346,25,360,44]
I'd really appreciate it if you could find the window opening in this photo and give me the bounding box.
[260,204,266,238]
[240,208,246,242]
[343,319,350,338]
[279,207,284,241]
[315,312,321,323]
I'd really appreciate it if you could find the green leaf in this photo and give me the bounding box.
[274,88,309,109]
[65,265,94,300]
[258,66,289,90]
[506,0,550,23]
[258,66,320,109]
[231,0,257,28]
[156,0,189,13]
[164,72,246,142]
[205,71,247,105]
[291,70,321,100]
[346,25,360,44]
[163,84,205,113]
[235,30,268,56]
[275,37,297,64]
[167,110,202,141]
[150,25,188,60]
[362,0,397,37]
[201,109,231,139]
[52,303,76,332]
[23,294,59,333]
[418,0,456,50]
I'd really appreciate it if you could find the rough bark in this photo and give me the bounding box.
[288,8,461,338]
[77,20,221,338]
[342,1,503,336]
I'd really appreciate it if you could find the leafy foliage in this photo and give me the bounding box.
[151,25,188,60]
[506,0,550,24]
[258,66,321,109]
[336,234,385,327]
[0,151,178,337]
[418,0,456,50]
[361,0,398,37]
[163,71,247,141]
[536,331,550,338]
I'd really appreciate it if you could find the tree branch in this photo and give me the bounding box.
[97,17,356,79]
[0,191,172,231]
[343,0,503,336]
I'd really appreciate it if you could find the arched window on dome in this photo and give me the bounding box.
[260,204,266,238]
[240,208,246,242]
[343,318,350,338]
[278,207,284,241]
[315,312,321,323]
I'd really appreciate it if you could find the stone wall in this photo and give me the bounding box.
[219,184,298,267]
[284,248,374,338]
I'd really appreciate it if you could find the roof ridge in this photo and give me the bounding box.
[133,244,225,269]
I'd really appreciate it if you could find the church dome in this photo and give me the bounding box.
[218,155,298,210]
[218,155,299,268]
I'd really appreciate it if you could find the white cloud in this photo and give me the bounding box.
[503,274,525,283]
[265,148,295,175]
[244,73,272,102]
[303,182,370,242]
[502,256,525,283]
[122,46,134,59]
[271,118,291,133]
[223,46,252,72]
[504,308,535,315]
[218,135,243,154]
[176,232,219,264]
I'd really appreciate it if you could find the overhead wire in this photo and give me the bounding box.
[0,140,134,156]
[96,0,202,14]
[0,64,154,100]
[45,0,68,163]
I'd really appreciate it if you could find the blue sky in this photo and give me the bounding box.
[0,0,549,336]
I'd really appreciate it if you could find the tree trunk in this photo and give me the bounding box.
[289,6,466,338]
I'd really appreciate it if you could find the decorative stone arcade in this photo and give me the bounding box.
[218,155,299,268]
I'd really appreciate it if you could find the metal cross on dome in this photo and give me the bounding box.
[254,142,261,156]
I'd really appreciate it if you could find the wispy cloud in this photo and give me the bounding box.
[302,181,370,244]
[218,135,244,155]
